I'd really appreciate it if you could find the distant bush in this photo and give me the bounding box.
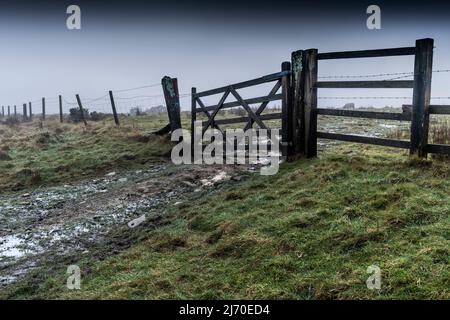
[69,108,89,123]
[90,111,109,121]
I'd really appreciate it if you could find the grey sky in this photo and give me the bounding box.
[0,1,449,113]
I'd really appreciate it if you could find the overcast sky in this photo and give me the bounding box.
[0,0,450,113]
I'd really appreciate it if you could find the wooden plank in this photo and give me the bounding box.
[205,112,282,126]
[243,80,281,131]
[202,88,230,135]
[317,47,416,60]
[316,108,411,121]
[196,94,282,113]
[229,87,268,130]
[403,104,450,115]
[194,71,289,98]
[303,49,318,158]
[280,62,292,157]
[316,80,414,89]
[425,144,450,155]
[195,97,223,134]
[410,38,434,157]
[317,132,410,149]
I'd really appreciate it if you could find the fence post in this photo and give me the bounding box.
[42,97,46,120]
[14,105,17,118]
[108,91,120,127]
[75,94,88,126]
[410,38,434,158]
[1,106,4,118]
[59,95,63,123]
[191,87,197,161]
[23,103,27,121]
[302,49,318,158]
[291,50,305,157]
[7,106,10,118]
[162,76,182,132]
[29,102,32,121]
[281,61,292,158]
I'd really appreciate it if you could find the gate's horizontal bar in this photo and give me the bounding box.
[194,71,289,98]
[202,112,282,126]
[317,47,416,60]
[402,104,450,115]
[316,80,414,89]
[425,144,450,155]
[316,108,411,121]
[317,132,410,149]
[196,94,282,113]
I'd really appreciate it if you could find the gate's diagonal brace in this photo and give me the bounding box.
[230,87,268,130]
[196,97,224,134]
[244,80,281,131]
[202,88,231,135]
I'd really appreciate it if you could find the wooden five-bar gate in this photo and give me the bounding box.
[191,38,450,160]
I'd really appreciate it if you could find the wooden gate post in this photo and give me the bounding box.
[291,50,305,156]
[410,38,434,158]
[162,76,182,132]
[108,91,120,127]
[303,49,318,158]
[191,87,197,160]
[281,61,292,157]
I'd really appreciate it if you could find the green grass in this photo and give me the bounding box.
[0,117,174,192]
[5,143,449,299]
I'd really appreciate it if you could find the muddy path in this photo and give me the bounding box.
[0,161,248,289]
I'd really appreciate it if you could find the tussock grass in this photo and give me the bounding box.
[6,144,449,300]
[0,117,173,192]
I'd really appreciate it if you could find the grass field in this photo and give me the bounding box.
[1,112,449,299]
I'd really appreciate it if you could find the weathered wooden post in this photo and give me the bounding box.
[291,50,305,157]
[162,76,182,132]
[410,38,434,158]
[14,105,17,118]
[42,97,46,120]
[7,106,10,118]
[191,87,197,160]
[75,94,88,126]
[23,103,27,121]
[59,95,63,123]
[29,102,33,121]
[1,106,4,118]
[108,91,120,127]
[281,61,292,158]
[302,49,318,158]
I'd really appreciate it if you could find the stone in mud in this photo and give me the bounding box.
[0,151,11,161]
[182,181,196,188]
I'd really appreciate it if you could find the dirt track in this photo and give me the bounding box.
[0,161,247,287]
